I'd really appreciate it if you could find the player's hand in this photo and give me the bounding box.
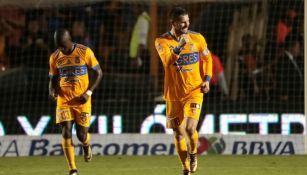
[177,34,188,49]
[77,94,89,104]
[201,81,210,94]
[48,90,58,101]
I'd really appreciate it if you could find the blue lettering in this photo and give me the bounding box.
[3,140,19,157]
[103,143,120,155]
[250,142,264,155]
[280,142,295,155]
[91,144,102,155]
[266,142,281,155]
[49,144,63,156]
[122,143,149,155]
[29,139,49,156]
[232,141,247,154]
[151,144,167,155]
[169,143,176,155]
[176,52,199,66]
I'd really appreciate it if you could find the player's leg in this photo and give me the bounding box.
[74,106,92,162]
[186,118,199,173]
[56,107,78,175]
[76,124,92,162]
[61,121,78,175]
[184,95,203,173]
[166,101,190,174]
[173,125,190,175]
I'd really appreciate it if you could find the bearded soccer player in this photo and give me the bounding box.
[155,7,212,175]
[48,29,102,175]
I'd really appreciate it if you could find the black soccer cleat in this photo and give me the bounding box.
[69,169,78,175]
[189,153,198,173]
[83,144,92,162]
[183,169,191,175]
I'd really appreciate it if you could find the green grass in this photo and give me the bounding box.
[0,155,307,175]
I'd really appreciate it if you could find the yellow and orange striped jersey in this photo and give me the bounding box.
[155,31,212,101]
[49,44,99,107]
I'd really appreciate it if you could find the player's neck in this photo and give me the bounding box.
[170,28,182,40]
[62,42,75,55]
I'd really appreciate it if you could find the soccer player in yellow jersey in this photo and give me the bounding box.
[155,7,212,175]
[48,29,102,175]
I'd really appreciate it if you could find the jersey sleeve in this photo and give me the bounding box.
[48,54,57,78]
[85,48,100,70]
[198,34,213,81]
[155,38,180,66]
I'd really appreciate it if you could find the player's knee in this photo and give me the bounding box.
[173,129,185,141]
[186,127,196,137]
[62,129,72,139]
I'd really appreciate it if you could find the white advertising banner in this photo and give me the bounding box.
[0,134,305,157]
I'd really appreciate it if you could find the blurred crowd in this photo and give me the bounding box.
[0,1,146,72]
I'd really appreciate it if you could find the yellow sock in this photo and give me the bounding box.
[62,138,76,170]
[82,133,91,146]
[174,137,189,171]
[188,131,199,154]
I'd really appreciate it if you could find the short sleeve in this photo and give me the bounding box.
[48,55,57,77]
[85,48,100,70]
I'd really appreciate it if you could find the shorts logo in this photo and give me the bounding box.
[190,103,200,115]
[80,112,89,124]
[190,103,200,109]
[58,108,70,121]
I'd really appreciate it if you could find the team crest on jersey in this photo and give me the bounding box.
[75,57,80,64]
[189,43,195,51]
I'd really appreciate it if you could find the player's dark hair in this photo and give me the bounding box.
[169,6,188,22]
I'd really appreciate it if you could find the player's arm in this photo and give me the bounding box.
[79,48,103,103]
[199,35,213,93]
[49,76,59,101]
[48,55,59,101]
[88,66,103,94]
[155,36,186,66]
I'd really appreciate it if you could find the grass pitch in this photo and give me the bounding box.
[0,155,306,175]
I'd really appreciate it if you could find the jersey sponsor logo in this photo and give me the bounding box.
[64,77,80,84]
[176,66,192,72]
[59,65,87,78]
[176,52,199,66]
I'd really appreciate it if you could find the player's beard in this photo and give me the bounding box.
[175,27,188,36]
[181,26,188,34]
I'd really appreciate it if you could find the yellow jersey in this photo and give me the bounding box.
[155,31,212,101]
[49,44,99,107]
